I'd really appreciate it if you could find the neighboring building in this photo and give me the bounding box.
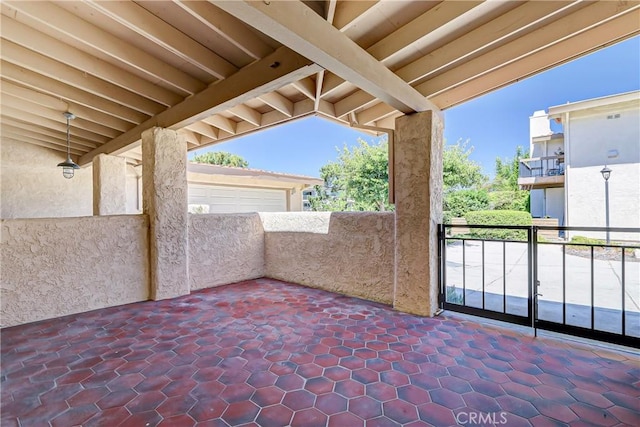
[187,162,322,213]
[519,91,640,240]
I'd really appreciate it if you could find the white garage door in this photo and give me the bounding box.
[188,184,287,213]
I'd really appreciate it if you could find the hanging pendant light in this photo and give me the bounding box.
[57,111,80,179]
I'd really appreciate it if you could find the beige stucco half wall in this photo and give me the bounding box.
[189,213,265,290]
[1,215,149,327]
[261,212,395,304]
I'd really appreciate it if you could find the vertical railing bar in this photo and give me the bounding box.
[482,240,485,310]
[621,247,626,337]
[591,245,595,331]
[438,224,443,308]
[503,240,506,314]
[531,227,537,336]
[562,244,566,325]
[462,240,466,306]
[443,229,448,306]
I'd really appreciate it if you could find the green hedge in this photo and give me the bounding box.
[464,210,532,240]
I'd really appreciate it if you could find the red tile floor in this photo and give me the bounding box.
[2,279,638,426]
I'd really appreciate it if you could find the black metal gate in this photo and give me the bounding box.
[438,224,640,348]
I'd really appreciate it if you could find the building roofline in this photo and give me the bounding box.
[187,162,323,186]
[548,90,640,119]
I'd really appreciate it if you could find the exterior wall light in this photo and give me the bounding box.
[57,112,80,179]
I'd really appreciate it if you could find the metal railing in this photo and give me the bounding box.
[438,224,640,348]
[519,155,565,178]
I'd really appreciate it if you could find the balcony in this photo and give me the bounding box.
[518,155,565,190]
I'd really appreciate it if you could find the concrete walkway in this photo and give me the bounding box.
[444,241,640,337]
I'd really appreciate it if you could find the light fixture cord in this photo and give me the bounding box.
[66,115,71,159]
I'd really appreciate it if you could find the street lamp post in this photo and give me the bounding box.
[600,166,612,244]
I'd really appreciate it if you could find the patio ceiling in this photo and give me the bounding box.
[1,1,638,166]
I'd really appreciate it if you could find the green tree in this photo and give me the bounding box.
[489,146,530,212]
[192,151,249,168]
[309,138,391,211]
[443,140,487,190]
[493,146,527,191]
[310,137,491,213]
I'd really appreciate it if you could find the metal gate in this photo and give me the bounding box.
[438,224,640,348]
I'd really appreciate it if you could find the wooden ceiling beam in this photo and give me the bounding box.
[3,1,205,96]
[1,117,99,149]
[1,106,109,144]
[174,0,273,60]
[0,61,148,124]
[212,0,438,115]
[416,1,640,98]
[228,104,262,126]
[292,77,317,100]
[1,95,120,139]
[430,13,640,109]
[332,0,378,32]
[396,1,581,85]
[320,1,484,98]
[186,122,219,141]
[193,97,317,151]
[1,40,165,116]
[1,81,134,133]
[78,46,322,165]
[2,124,90,153]
[0,16,182,107]
[2,131,86,156]
[367,1,484,65]
[202,115,237,135]
[259,92,294,117]
[85,0,237,80]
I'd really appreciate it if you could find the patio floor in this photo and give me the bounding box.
[2,279,638,427]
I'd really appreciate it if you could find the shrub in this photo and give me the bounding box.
[443,189,490,218]
[488,190,529,211]
[464,210,532,241]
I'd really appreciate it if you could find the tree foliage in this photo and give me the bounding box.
[493,146,528,191]
[192,151,249,168]
[309,138,391,211]
[444,189,490,220]
[443,140,487,190]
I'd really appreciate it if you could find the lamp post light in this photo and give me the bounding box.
[600,166,612,244]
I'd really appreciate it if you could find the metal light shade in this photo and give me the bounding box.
[600,166,612,181]
[58,112,80,179]
[57,158,80,179]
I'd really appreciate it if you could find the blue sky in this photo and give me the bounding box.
[192,36,640,178]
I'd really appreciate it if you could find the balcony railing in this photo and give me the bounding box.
[518,155,565,189]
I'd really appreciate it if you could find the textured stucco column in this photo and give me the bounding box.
[93,154,127,215]
[142,127,189,300]
[393,110,443,316]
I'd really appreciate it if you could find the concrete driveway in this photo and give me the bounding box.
[444,240,640,337]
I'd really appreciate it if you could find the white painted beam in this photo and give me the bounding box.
[174,0,273,60]
[212,0,438,115]
[78,47,321,165]
[259,92,294,117]
[3,1,204,96]
[228,104,262,126]
[85,0,237,80]
[0,16,182,107]
[0,61,147,124]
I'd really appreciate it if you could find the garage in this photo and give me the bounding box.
[189,183,287,213]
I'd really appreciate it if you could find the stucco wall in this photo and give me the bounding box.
[188,213,265,290]
[1,138,93,219]
[261,212,394,304]
[1,215,149,327]
[566,105,640,240]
